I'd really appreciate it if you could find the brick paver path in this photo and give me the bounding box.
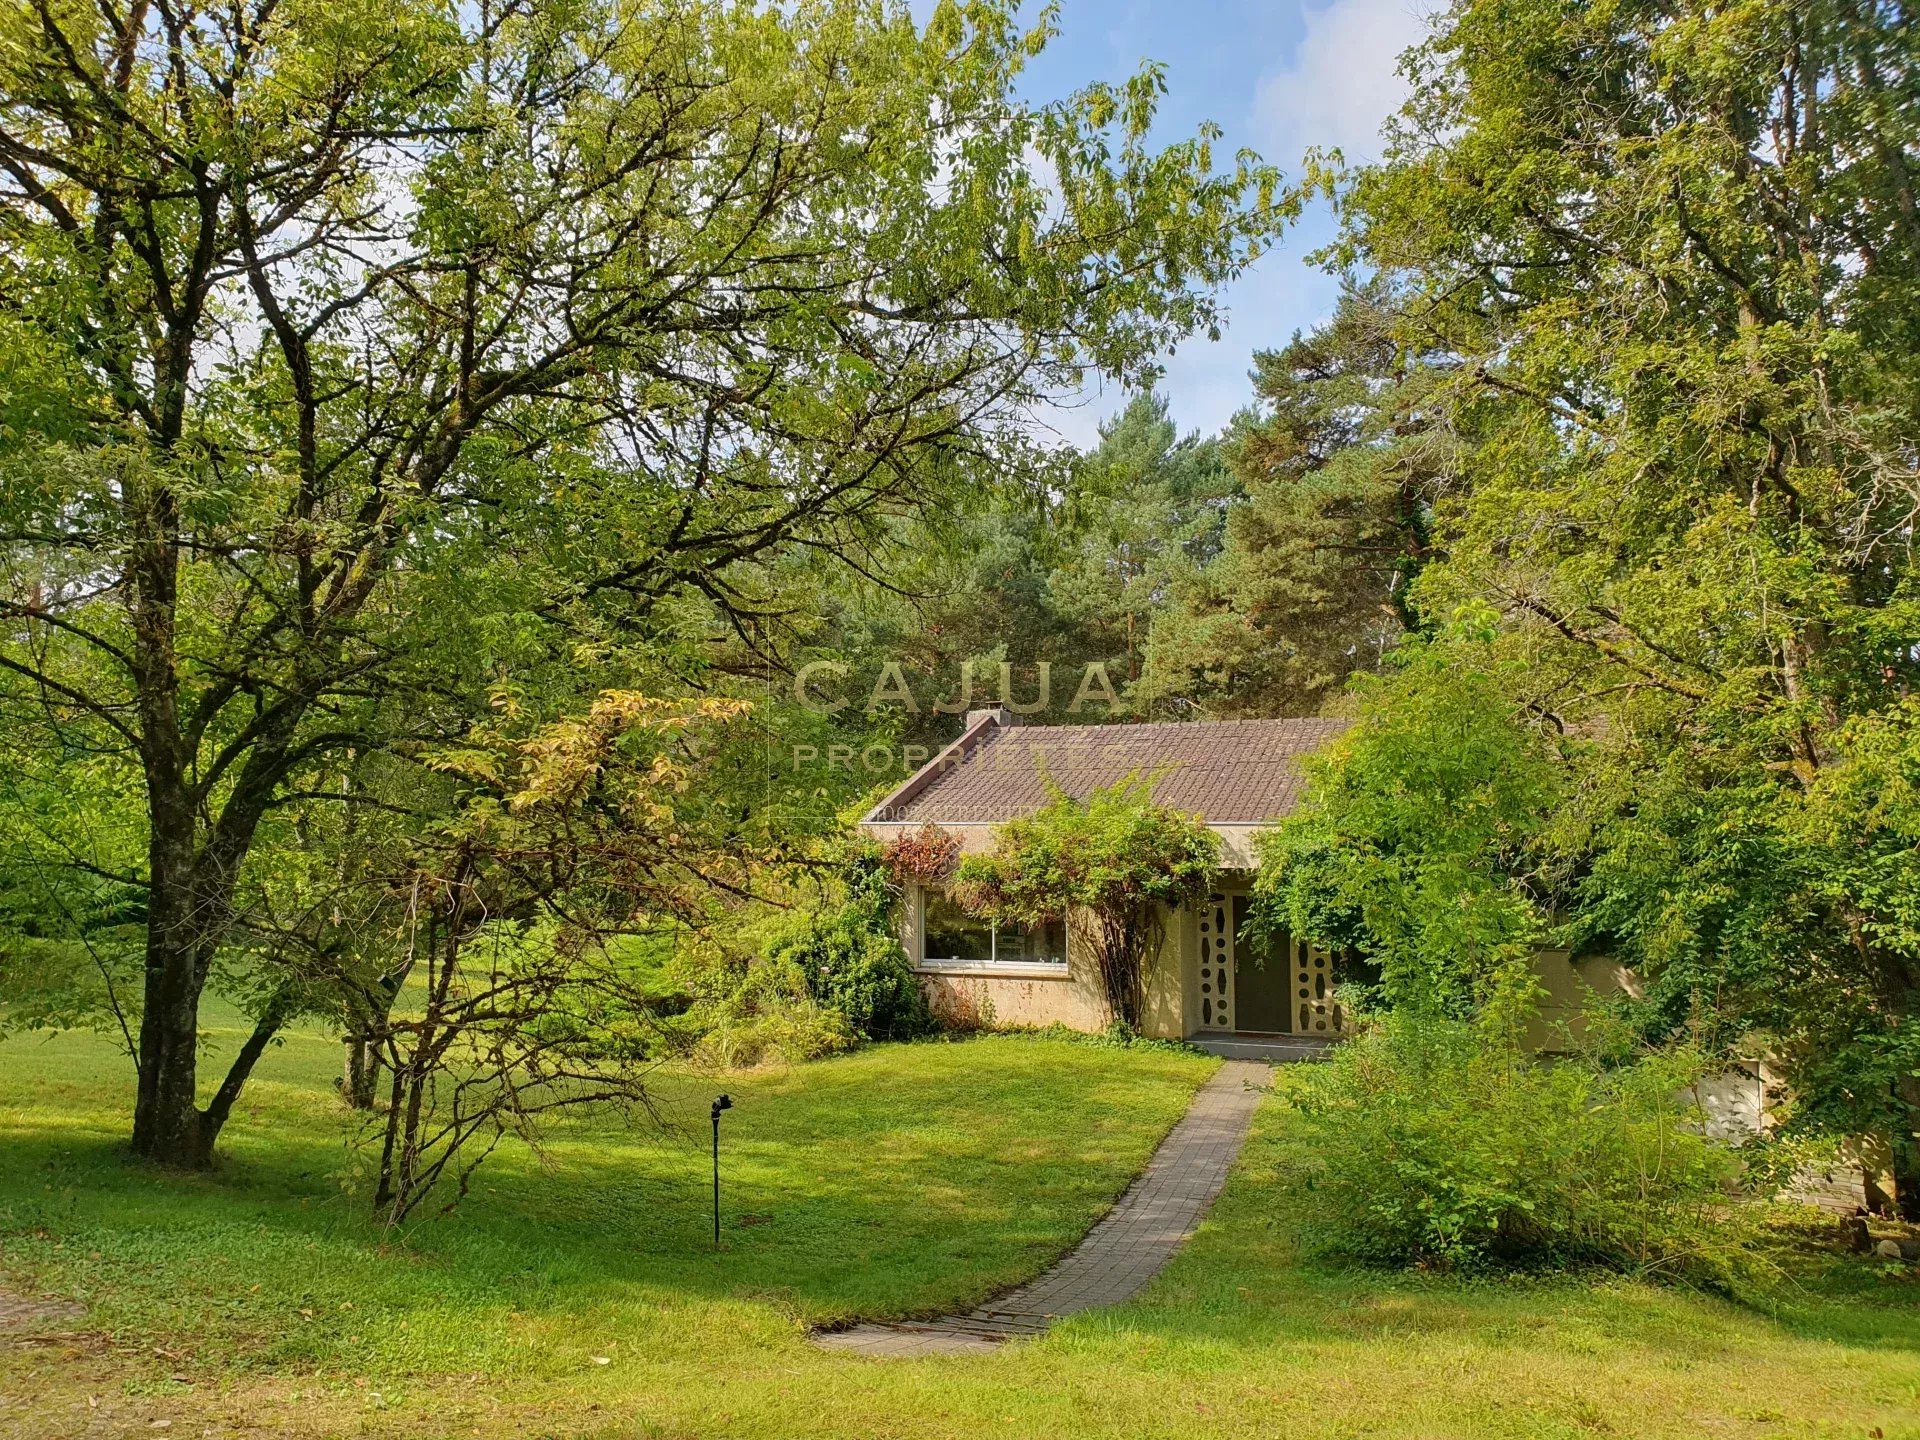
[813,1059,1270,1357]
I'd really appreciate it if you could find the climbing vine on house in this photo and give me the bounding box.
[953,780,1218,1030]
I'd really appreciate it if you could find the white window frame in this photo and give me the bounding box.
[915,886,1068,975]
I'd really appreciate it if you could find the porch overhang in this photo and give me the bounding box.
[857,818,1263,870]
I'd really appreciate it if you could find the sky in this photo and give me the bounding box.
[962,0,1438,449]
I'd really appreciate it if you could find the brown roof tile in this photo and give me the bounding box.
[873,718,1350,825]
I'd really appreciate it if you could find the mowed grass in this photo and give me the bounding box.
[0,1012,1917,1440]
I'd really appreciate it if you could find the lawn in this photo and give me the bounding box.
[2,1013,1918,1440]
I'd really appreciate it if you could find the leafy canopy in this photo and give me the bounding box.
[0,0,1290,1163]
[1270,0,1920,1208]
[1254,610,1563,1016]
[953,778,1219,925]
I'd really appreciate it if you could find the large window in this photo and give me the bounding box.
[920,888,1067,969]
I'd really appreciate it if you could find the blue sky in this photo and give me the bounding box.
[973,0,1436,447]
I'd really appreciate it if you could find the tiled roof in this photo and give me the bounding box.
[874,718,1350,825]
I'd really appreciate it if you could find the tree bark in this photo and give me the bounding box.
[1893,1074,1920,1222]
[202,995,293,1145]
[131,808,212,1166]
[1083,903,1164,1033]
[130,934,209,1165]
[343,1036,381,1110]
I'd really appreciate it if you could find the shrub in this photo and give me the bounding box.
[671,948,856,1069]
[1280,1007,1759,1287]
[778,917,927,1040]
[953,778,1218,1029]
[768,859,929,1040]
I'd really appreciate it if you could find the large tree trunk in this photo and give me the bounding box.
[130,790,289,1167]
[132,924,292,1169]
[131,790,214,1166]
[130,933,210,1166]
[1893,1074,1920,1223]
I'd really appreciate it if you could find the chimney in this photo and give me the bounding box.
[965,706,1019,730]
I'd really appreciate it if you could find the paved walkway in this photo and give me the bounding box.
[813,1059,1270,1357]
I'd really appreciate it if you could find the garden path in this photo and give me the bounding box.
[813,1058,1270,1357]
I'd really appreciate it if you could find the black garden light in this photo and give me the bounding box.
[710,1093,733,1248]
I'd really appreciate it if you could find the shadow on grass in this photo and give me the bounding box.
[0,1033,1213,1370]
[1086,1251,1920,1362]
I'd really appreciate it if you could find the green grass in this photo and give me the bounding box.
[2,1011,1918,1440]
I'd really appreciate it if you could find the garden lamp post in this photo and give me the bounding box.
[710,1093,732,1248]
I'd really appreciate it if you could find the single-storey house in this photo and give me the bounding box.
[859,709,1875,1201]
[860,707,1630,1056]
[859,708,1357,1052]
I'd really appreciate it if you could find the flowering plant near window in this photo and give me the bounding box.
[880,823,961,886]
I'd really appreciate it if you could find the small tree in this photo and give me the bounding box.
[367,690,758,1225]
[1251,612,1564,1017]
[954,780,1217,1030]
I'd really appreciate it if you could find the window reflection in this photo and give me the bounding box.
[921,889,1066,968]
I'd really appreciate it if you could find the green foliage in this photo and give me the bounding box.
[1049,393,1242,697]
[783,920,925,1044]
[1282,1007,1757,1287]
[955,778,1220,924]
[1317,0,1920,1208]
[0,746,147,1044]
[1570,702,1920,1171]
[0,0,1288,1161]
[956,778,1218,1028]
[1274,0,1920,1213]
[769,389,1241,777]
[1141,284,1448,715]
[767,856,930,1042]
[1253,615,1563,1014]
[668,944,857,1070]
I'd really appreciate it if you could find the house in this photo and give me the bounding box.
[857,708,1865,1190]
[859,708,1355,1054]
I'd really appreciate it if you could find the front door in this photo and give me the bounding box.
[1230,895,1292,1034]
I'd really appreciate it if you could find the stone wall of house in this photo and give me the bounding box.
[1531,960,1874,1212]
[918,970,1110,1033]
[1525,950,1641,1051]
[1683,1062,1875,1215]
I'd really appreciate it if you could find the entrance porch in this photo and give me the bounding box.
[1189,1032,1338,1062]
[1186,889,1348,1047]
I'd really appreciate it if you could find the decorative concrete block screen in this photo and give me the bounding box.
[1200,889,1348,1037]
[1197,893,1233,1031]
[1295,943,1341,1036]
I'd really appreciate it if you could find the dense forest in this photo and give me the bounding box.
[1,0,1917,1224]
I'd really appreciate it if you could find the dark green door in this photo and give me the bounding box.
[1230,895,1292,1034]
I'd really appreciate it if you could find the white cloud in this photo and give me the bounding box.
[1252,0,1436,165]
[1024,0,1440,447]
